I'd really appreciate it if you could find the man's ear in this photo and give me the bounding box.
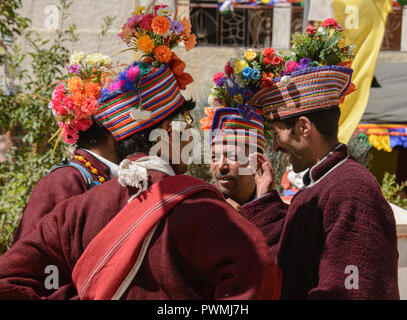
[297,116,312,137]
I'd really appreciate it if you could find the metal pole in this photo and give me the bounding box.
[303,0,310,32]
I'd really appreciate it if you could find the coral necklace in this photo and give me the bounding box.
[74,154,106,183]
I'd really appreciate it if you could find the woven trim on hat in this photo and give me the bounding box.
[210,107,266,153]
[96,65,184,141]
[247,65,353,120]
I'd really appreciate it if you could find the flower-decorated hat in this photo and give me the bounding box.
[48,51,113,151]
[95,3,195,141]
[200,47,285,153]
[247,18,356,121]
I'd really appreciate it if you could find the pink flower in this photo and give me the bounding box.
[271,56,283,66]
[283,61,299,74]
[80,97,99,117]
[72,118,92,132]
[62,96,76,111]
[212,72,225,84]
[59,122,79,144]
[127,15,143,27]
[322,18,338,28]
[127,65,140,82]
[224,61,233,75]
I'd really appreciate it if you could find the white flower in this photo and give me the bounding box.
[280,76,291,86]
[157,7,172,16]
[86,53,104,65]
[69,51,86,65]
[130,108,152,121]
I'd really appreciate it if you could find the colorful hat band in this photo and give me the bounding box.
[210,108,266,153]
[248,65,353,121]
[96,64,185,141]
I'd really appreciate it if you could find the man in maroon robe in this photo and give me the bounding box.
[0,57,281,300]
[13,118,121,243]
[244,63,399,299]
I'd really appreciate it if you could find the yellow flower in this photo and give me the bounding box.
[233,59,248,73]
[245,49,256,61]
[233,94,243,104]
[69,51,86,65]
[338,39,346,49]
[132,6,145,15]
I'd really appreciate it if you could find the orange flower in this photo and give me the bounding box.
[67,77,83,93]
[200,107,216,131]
[137,35,155,54]
[151,16,171,35]
[153,45,172,63]
[72,91,85,107]
[184,33,196,51]
[180,17,191,37]
[84,82,101,99]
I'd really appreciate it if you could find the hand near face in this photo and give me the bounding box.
[248,152,275,198]
[226,197,246,218]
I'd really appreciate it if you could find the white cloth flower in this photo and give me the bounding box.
[130,108,152,121]
[280,76,291,86]
[69,51,86,65]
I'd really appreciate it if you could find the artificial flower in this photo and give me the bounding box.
[137,35,155,53]
[67,77,83,93]
[245,49,256,61]
[252,68,261,80]
[151,15,171,35]
[306,25,317,36]
[68,64,80,75]
[86,53,110,66]
[200,107,216,130]
[283,61,299,74]
[133,6,145,15]
[233,59,248,73]
[69,51,86,65]
[157,7,172,16]
[213,72,225,83]
[84,82,101,99]
[180,17,192,37]
[280,75,291,86]
[224,61,234,75]
[242,67,253,79]
[184,33,197,51]
[140,13,154,30]
[154,45,172,63]
[322,18,338,28]
[171,20,183,34]
[271,56,283,66]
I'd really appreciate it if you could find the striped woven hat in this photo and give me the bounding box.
[247,65,353,121]
[96,63,185,141]
[209,107,266,153]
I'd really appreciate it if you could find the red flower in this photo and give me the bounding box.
[306,25,317,36]
[271,56,283,66]
[224,61,234,75]
[322,18,338,28]
[260,77,274,88]
[262,47,275,58]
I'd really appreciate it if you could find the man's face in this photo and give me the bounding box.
[210,143,256,204]
[270,120,310,173]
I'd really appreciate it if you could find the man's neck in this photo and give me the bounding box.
[88,145,120,164]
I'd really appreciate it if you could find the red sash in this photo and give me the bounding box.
[72,175,223,300]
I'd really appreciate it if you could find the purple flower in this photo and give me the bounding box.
[68,64,80,74]
[171,20,183,34]
[215,77,225,87]
[299,58,312,66]
[242,86,254,99]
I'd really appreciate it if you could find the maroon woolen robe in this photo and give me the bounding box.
[0,153,281,300]
[243,144,399,299]
[13,148,112,243]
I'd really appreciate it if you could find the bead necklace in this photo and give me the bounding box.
[74,154,106,183]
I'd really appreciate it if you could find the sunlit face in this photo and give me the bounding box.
[159,110,194,174]
[269,120,310,173]
[210,143,256,204]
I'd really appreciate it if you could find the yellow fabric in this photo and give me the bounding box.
[331,0,393,143]
[367,128,392,152]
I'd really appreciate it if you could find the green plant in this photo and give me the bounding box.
[381,172,407,210]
